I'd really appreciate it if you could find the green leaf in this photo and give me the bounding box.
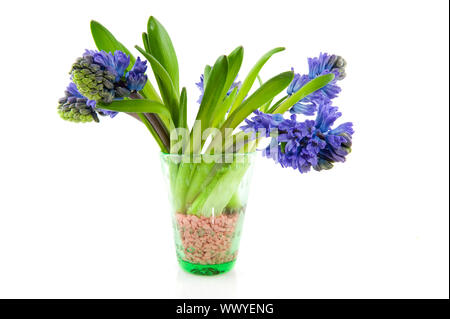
[140,83,162,103]
[179,87,187,129]
[257,75,263,86]
[210,86,238,130]
[90,20,135,68]
[257,75,273,112]
[222,71,294,130]
[89,20,161,102]
[221,46,244,99]
[195,55,229,127]
[229,47,285,113]
[184,162,215,207]
[147,16,180,92]
[142,32,150,53]
[189,55,228,153]
[272,73,335,114]
[266,94,288,113]
[222,131,253,153]
[97,99,172,119]
[136,45,179,124]
[203,65,212,91]
[209,46,244,130]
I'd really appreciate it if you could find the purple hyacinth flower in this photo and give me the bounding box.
[307,53,344,99]
[240,104,353,173]
[287,53,346,115]
[314,101,342,132]
[308,53,340,79]
[314,102,353,165]
[126,57,148,91]
[90,50,130,82]
[240,110,283,138]
[66,82,86,99]
[66,82,118,119]
[195,75,205,104]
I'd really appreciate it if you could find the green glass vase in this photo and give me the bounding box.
[161,153,256,276]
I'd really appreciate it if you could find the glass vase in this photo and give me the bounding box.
[160,153,256,276]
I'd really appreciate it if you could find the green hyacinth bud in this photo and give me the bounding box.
[331,55,347,80]
[314,158,334,171]
[70,55,116,104]
[57,96,99,123]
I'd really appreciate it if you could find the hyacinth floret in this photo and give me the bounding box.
[70,50,149,105]
[313,102,353,170]
[71,50,120,104]
[241,101,353,173]
[241,110,283,138]
[57,81,121,123]
[308,53,346,80]
[287,72,326,116]
[126,57,148,91]
[57,82,99,123]
[287,53,347,115]
[61,49,149,122]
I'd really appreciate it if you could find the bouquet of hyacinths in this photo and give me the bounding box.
[58,15,353,275]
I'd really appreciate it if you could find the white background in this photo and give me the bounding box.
[0,0,448,299]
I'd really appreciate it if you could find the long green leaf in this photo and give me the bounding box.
[222,71,294,129]
[221,46,244,99]
[90,20,161,102]
[199,162,250,217]
[206,71,293,153]
[210,87,238,130]
[179,87,187,129]
[203,65,212,90]
[147,17,179,92]
[136,45,179,124]
[272,73,335,114]
[90,20,135,68]
[209,46,244,130]
[188,55,228,153]
[97,99,172,120]
[266,94,288,113]
[257,75,273,112]
[195,55,228,127]
[142,32,150,53]
[229,47,285,113]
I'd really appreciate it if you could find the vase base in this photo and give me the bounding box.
[178,258,236,276]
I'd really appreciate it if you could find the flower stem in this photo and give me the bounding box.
[138,114,168,153]
[129,92,170,152]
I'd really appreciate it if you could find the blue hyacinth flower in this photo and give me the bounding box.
[126,57,148,91]
[240,103,353,173]
[287,53,346,116]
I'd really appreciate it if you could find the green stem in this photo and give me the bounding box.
[173,162,194,213]
[144,113,170,151]
[226,191,241,210]
[189,161,250,217]
[187,164,229,216]
[130,92,170,152]
[138,114,168,153]
[184,162,215,207]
